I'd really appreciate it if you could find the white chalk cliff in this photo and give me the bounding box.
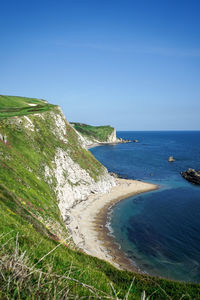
[42,107,116,225]
[2,104,116,242]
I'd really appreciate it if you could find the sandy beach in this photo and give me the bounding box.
[67,178,158,271]
[87,141,123,149]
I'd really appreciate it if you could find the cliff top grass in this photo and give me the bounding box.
[71,122,114,142]
[0,95,55,119]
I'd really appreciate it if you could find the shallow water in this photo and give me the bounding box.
[90,131,200,282]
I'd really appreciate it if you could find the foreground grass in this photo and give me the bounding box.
[1,229,199,299]
[0,96,199,299]
[71,122,114,142]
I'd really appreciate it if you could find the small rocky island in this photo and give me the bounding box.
[181,168,200,185]
[168,156,175,162]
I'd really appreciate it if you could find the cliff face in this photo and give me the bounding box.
[44,108,116,216]
[70,122,119,146]
[0,104,115,238]
[106,128,117,143]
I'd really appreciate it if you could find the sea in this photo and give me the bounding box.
[90,131,200,283]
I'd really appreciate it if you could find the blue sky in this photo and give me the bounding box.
[0,0,200,130]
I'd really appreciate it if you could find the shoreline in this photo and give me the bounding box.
[87,140,131,149]
[67,178,158,271]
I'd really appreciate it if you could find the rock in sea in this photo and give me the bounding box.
[181,168,200,185]
[168,156,175,162]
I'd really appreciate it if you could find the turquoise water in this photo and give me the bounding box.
[90,131,200,282]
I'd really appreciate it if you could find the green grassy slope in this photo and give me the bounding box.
[0,95,54,119]
[71,122,115,142]
[0,96,199,299]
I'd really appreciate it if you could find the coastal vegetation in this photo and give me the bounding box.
[70,122,115,142]
[0,95,54,119]
[0,95,199,299]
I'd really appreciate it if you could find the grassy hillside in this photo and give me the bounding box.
[0,95,54,119]
[0,95,199,299]
[71,122,115,142]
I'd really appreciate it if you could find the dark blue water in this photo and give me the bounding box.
[90,131,200,282]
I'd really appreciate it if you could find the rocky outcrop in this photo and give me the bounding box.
[181,168,200,185]
[0,133,7,143]
[102,129,131,144]
[117,138,131,144]
[106,128,118,143]
[168,156,175,162]
[47,148,115,222]
[41,108,116,222]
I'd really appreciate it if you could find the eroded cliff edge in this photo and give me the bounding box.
[70,122,120,147]
[0,103,116,240]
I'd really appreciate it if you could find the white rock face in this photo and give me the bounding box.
[46,148,115,222]
[28,103,37,106]
[107,128,118,143]
[49,107,68,143]
[23,116,35,131]
[44,165,53,184]
[71,126,90,149]
[0,133,7,143]
[42,108,116,224]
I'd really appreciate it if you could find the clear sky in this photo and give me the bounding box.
[0,0,200,130]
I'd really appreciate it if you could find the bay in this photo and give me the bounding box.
[90,131,200,282]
